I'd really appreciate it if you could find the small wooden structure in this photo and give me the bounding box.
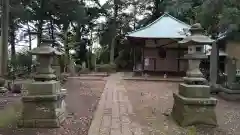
[126,13,191,76]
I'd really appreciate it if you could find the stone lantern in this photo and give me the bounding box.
[18,37,66,128]
[171,23,218,126]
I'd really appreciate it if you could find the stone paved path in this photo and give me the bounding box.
[88,73,144,135]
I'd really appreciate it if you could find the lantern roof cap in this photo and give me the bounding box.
[30,36,62,55]
[179,23,215,44]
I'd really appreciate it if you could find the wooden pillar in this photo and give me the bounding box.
[142,47,144,73]
[154,58,156,71]
[177,44,180,72]
[133,46,136,70]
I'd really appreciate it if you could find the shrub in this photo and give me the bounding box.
[79,68,90,74]
[96,63,116,73]
[60,72,69,85]
[75,64,82,73]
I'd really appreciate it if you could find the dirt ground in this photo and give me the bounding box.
[0,78,106,135]
[124,80,240,135]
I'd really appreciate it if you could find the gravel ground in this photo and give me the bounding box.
[0,78,106,135]
[124,80,240,135]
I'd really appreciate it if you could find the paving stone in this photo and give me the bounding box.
[120,105,127,116]
[110,129,122,135]
[121,115,131,124]
[127,102,133,114]
[100,127,110,135]
[131,122,144,135]
[88,73,143,135]
[122,123,132,135]
[111,118,121,129]
[118,92,124,102]
[112,104,120,118]
[102,115,111,127]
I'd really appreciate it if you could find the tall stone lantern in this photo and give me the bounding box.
[171,23,218,126]
[18,38,66,128]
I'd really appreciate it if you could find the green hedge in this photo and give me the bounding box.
[75,64,82,73]
[96,63,116,73]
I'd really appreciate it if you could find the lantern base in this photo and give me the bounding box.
[18,81,66,128]
[179,83,210,98]
[172,93,217,127]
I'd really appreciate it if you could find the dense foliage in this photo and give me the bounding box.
[1,0,240,75]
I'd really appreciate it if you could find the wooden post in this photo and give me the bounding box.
[142,46,144,74]
[177,44,180,72]
[133,46,136,70]
[154,58,156,71]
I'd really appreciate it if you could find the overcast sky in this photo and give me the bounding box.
[99,0,107,5]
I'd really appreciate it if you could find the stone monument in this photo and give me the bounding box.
[18,37,66,128]
[171,23,218,126]
[219,57,240,100]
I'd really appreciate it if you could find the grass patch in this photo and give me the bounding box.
[187,126,197,135]
[0,103,22,128]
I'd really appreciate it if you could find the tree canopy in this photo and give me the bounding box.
[1,0,240,72]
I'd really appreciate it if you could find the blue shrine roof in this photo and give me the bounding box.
[127,13,191,39]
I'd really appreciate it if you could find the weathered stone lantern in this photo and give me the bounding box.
[18,37,66,128]
[171,23,218,126]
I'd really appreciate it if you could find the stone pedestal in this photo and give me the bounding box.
[18,81,66,128]
[172,82,217,126]
[172,73,218,126]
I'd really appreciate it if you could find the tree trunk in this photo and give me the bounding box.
[37,21,43,46]
[50,20,55,46]
[110,0,118,64]
[1,0,10,76]
[27,21,32,72]
[9,17,16,73]
[63,23,69,72]
[133,0,137,30]
[37,0,45,46]
[153,0,164,20]
[88,29,93,70]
